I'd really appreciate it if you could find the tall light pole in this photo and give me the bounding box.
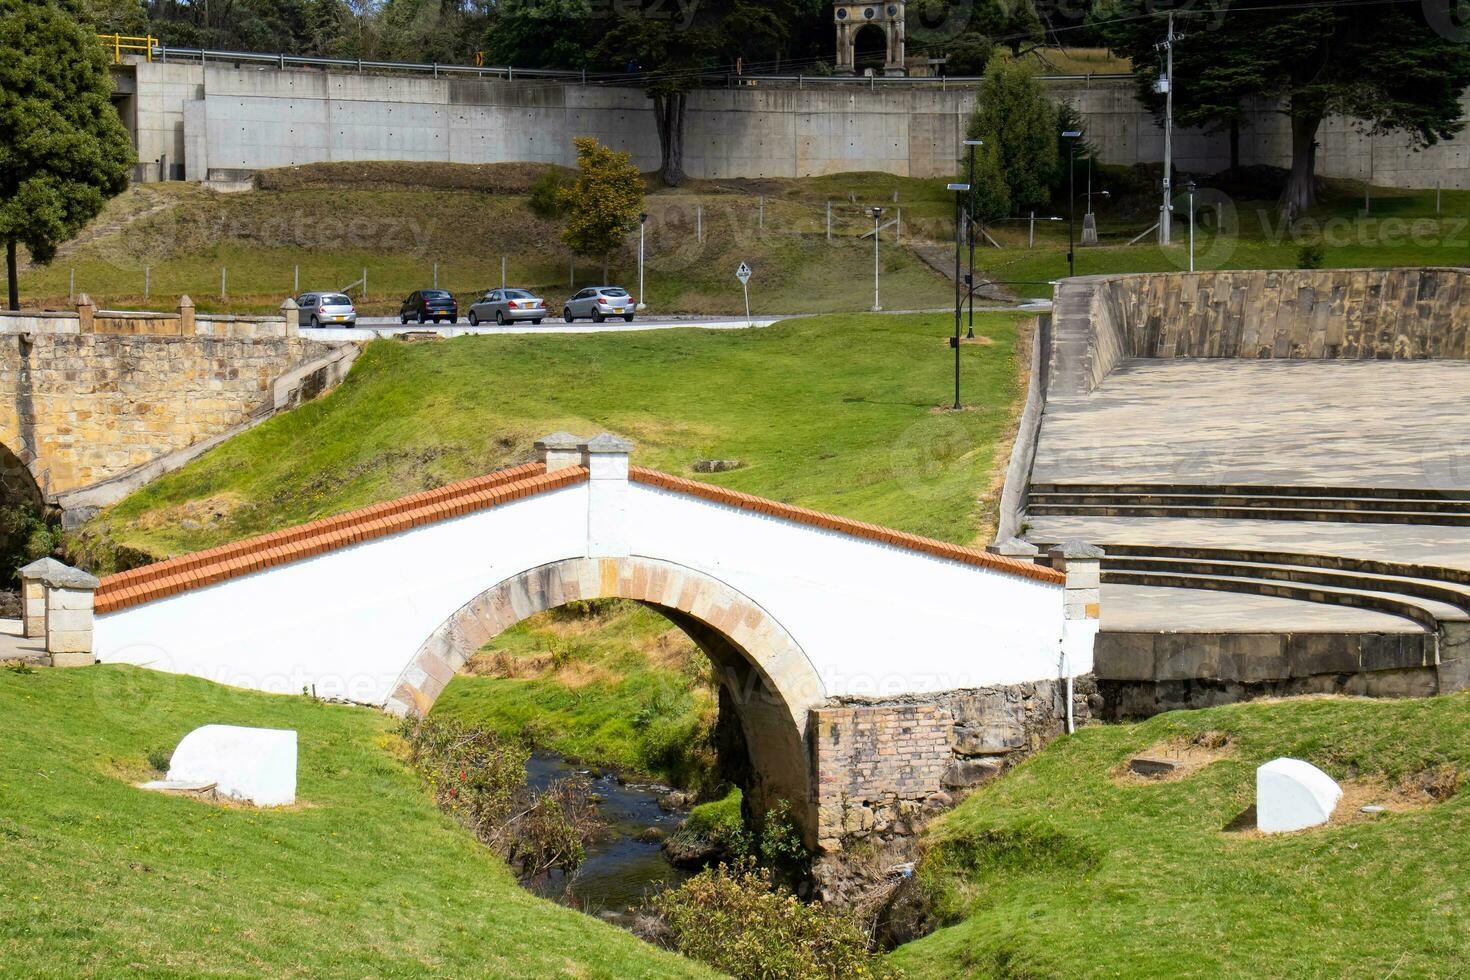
[637,212,648,311]
[1158,12,1177,246]
[867,206,885,312]
[1186,180,1197,272]
[947,182,970,411]
[1062,131,1081,278]
[963,138,983,340]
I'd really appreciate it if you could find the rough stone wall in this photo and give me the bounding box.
[1107,268,1470,361]
[0,334,333,499]
[809,677,1096,902]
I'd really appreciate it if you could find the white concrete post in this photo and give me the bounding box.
[35,562,101,667]
[585,433,633,558]
[535,432,585,473]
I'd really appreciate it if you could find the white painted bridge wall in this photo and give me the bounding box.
[93,478,1074,706]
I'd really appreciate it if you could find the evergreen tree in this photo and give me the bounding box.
[0,0,135,309]
[967,57,1057,213]
[1098,0,1470,217]
[559,136,644,279]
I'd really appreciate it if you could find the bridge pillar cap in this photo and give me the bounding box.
[76,293,94,307]
[19,557,99,590]
[585,432,635,454]
[535,431,583,452]
[986,537,1040,558]
[279,297,298,310]
[178,294,194,309]
[1049,539,1105,560]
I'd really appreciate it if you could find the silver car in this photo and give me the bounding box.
[297,292,357,328]
[563,286,635,323]
[468,288,547,326]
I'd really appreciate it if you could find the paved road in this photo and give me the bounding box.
[301,302,1052,342]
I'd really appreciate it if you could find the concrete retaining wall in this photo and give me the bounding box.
[123,59,1470,186]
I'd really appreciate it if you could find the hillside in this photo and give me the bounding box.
[0,665,709,977]
[15,164,959,316]
[83,311,1029,564]
[889,694,1470,976]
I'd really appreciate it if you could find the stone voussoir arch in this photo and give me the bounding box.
[386,555,827,730]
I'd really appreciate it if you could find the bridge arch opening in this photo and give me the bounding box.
[853,23,890,72]
[385,556,828,841]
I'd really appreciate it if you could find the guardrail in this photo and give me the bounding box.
[118,42,1135,88]
[98,33,158,64]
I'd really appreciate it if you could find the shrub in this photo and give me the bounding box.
[650,860,898,979]
[528,169,569,220]
[1297,241,1325,269]
[146,746,172,773]
[399,716,603,877]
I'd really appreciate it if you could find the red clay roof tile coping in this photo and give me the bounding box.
[94,464,585,615]
[95,461,1063,616]
[628,468,1064,586]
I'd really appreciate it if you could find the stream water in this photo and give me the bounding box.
[522,753,696,922]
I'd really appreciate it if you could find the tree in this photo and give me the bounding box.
[967,57,1057,213]
[0,1,134,310]
[560,136,644,280]
[1098,0,1470,217]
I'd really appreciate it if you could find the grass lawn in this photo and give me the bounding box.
[86,310,1029,563]
[0,664,709,978]
[888,694,1470,977]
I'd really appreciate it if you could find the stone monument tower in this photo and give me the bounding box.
[834,2,906,76]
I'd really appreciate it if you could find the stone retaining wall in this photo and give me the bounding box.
[1050,268,1470,397]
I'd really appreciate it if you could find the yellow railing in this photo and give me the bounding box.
[97,34,156,64]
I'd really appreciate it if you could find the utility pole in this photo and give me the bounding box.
[963,139,983,340]
[1159,12,1176,246]
[867,207,884,312]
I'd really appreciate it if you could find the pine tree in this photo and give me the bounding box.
[967,58,1058,214]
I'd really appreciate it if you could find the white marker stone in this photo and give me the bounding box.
[164,724,298,806]
[1256,758,1341,833]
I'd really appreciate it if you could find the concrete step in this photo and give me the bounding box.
[1030,482,1470,502]
[1085,543,1470,589]
[1028,492,1470,515]
[1102,555,1470,620]
[1100,569,1445,632]
[1028,502,1470,527]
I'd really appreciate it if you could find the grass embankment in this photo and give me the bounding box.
[16,164,953,316]
[0,664,708,978]
[889,695,1470,976]
[85,311,1029,783]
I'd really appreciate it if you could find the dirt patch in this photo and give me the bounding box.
[129,493,247,534]
[1111,730,1235,785]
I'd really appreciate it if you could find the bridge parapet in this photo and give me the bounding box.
[18,558,99,667]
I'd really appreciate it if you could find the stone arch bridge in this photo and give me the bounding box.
[49,434,1099,873]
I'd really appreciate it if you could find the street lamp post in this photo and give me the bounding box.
[947,182,970,411]
[1062,131,1081,278]
[867,206,885,312]
[963,139,983,340]
[1185,180,1197,272]
[637,212,648,311]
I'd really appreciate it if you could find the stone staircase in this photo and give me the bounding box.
[1028,484,1470,526]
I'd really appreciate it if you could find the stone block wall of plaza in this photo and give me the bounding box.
[0,307,345,512]
[1050,268,1470,398]
[122,58,1470,187]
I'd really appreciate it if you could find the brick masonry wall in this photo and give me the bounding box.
[808,677,1097,901]
[0,334,333,498]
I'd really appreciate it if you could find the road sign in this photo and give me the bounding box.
[736,262,752,285]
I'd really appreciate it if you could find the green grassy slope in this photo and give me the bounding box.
[888,695,1470,977]
[87,311,1028,563]
[0,665,709,978]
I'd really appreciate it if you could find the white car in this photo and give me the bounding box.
[563,286,635,323]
